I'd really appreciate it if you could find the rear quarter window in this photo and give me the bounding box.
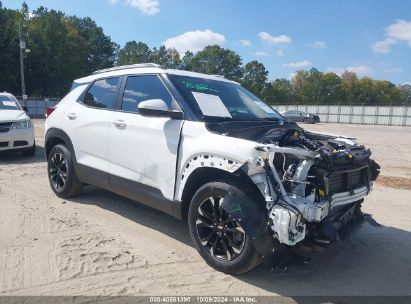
[83,77,120,109]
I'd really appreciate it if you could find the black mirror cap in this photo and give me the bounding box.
[139,107,184,120]
[22,106,28,112]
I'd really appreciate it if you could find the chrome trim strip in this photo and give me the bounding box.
[331,186,368,208]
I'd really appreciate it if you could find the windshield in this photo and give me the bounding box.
[169,75,284,122]
[0,95,20,110]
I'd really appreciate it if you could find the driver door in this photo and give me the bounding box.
[108,75,183,213]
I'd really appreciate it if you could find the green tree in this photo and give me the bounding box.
[241,60,268,97]
[117,41,152,66]
[399,84,411,105]
[24,7,84,95]
[0,5,21,93]
[190,45,243,81]
[262,78,295,105]
[321,72,344,104]
[68,16,119,72]
[341,71,360,105]
[151,45,181,68]
[180,51,194,70]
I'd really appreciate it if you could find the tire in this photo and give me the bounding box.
[22,142,36,156]
[188,180,262,275]
[47,144,83,198]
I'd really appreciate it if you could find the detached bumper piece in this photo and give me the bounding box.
[306,200,364,247]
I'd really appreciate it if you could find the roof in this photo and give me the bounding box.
[73,63,238,85]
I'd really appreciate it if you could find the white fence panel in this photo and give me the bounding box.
[273,105,411,126]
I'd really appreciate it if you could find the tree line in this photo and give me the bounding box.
[1,2,410,105]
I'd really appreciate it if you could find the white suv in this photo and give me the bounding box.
[45,64,380,274]
[0,92,35,156]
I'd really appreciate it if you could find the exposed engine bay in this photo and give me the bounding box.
[207,121,380,251]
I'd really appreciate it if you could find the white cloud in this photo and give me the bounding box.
[253,51,270,56]
[110,0,160,15]
[306,41,327,49]
[347,65,372,76]
[327,65,372,77]
[371,19,411,54]
[239,39,251,46]
[327,67,344,74]
[283,60,312,68]
[277,49,283,56]
[372,38,396,54]
[163,29,226,54]
[383,67,403,73]
[258,32,291,45]
[386,19,411,47]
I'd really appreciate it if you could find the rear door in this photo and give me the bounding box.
[108,74,183,210]
[63,77,120,188]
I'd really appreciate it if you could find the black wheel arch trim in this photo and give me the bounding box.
[45,128,77,163]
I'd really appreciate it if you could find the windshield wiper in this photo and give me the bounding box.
[202,115,234,121]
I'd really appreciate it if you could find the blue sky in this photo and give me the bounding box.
[3,0,411,84]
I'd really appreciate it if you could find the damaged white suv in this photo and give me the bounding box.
[45,64,380,274]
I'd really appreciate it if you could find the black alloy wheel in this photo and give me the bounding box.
[49,151,68,191]
[195,195,246,261]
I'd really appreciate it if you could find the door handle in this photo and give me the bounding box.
[66,113,77,120]
[113,119,127,129]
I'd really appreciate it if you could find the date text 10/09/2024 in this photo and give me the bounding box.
[149,296,257,303]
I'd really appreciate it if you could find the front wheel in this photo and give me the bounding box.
[47,144,83,198]
[188,181,262,275]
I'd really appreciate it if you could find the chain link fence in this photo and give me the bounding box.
[273,104,411,126]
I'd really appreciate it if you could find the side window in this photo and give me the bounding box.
[121,75,172,113]
[83,77,119,109]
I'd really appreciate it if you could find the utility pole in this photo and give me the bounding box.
[19,21,27,100]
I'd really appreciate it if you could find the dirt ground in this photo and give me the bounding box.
[0,120,410,298]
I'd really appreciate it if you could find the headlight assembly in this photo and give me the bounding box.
[11,119,31,129]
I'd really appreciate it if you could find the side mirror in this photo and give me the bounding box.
[138,99,184,119]
[22,106,28,112]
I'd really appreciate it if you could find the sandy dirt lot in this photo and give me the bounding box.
[0,120,410,298]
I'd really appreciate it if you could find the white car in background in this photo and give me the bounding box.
[0,92,35,156]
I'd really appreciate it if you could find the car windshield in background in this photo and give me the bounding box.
[0,96,20,110]
[169,75,284,122]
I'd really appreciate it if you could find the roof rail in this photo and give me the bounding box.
[92,63,162,75]
[211,74,225,79]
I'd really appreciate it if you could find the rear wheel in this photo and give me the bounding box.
[188,180,262,275]
[47,144,83,198]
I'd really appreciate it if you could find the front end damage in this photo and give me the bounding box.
[222,125,380,259]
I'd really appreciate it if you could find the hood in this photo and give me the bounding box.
[206,120,373,172]
[0,110,27,122]
[205,121,303,144]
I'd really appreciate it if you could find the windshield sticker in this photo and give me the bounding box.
[254,100,276,114]
[192,92,232,118]
[182,81,219,93]
[2,101,16,107]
